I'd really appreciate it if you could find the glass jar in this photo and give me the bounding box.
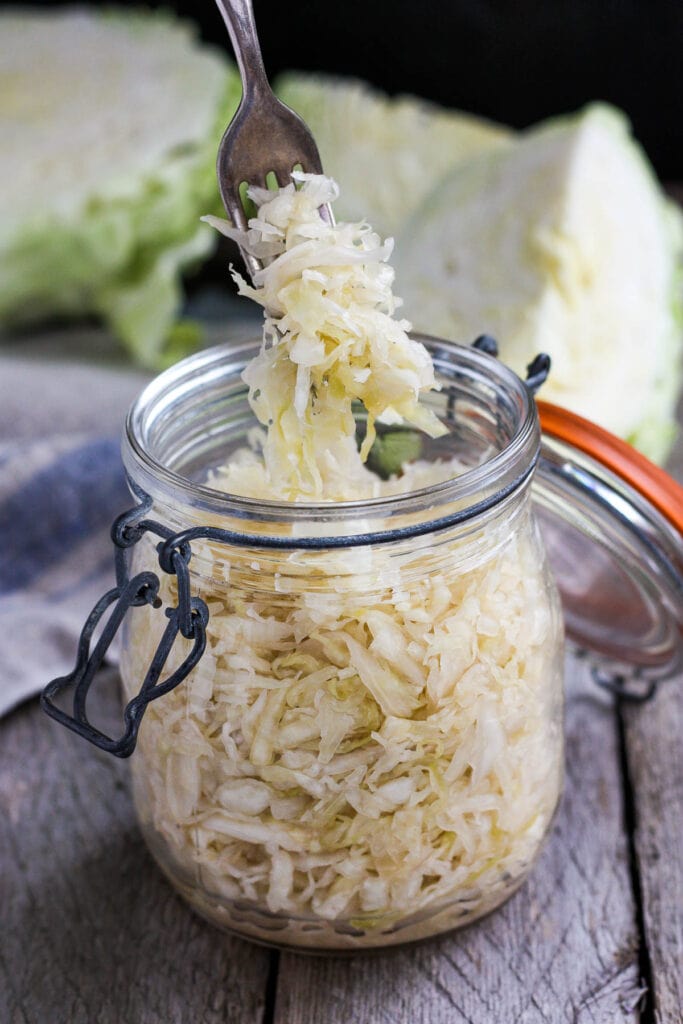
[117,335,565,950]
[42,333,683,952]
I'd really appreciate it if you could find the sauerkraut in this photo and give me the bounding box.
[124,517,562,946]
[122,175,564,947]
[202,173,446,501]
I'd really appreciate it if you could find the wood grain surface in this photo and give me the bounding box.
[620,425,683,1024]
[1,661,658,1023]
[0,671,272,1024]
[0,363,681,1024]
[623,688,683,1024]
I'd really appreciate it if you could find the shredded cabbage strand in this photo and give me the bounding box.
[125,524,562,943]
[203,173,446,501]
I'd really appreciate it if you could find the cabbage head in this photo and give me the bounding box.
[394,105,683,464]
[275,72,511,239]
[0,10,240,366]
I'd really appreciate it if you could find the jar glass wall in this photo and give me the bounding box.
[118,337,565,951]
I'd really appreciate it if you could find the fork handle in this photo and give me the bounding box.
[214,0,271,98]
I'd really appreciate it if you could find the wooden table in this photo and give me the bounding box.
[1,360,681,1024]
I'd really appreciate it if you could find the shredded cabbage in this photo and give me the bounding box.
[202,173,446,501]
[123,176,564,947]
[125,516,563,946]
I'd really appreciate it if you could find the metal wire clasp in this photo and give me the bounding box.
[472,335,551,395]
[40,499,209,758]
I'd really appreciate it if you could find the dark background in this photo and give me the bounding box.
[26,0,683,178]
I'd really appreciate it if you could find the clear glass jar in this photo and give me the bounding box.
[118,335,565,951]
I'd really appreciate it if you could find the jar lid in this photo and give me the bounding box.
[535,401,683,692]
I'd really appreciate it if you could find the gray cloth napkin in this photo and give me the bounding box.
[0,433,130,716]
[0,315,257,719]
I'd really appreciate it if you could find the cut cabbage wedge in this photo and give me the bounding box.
[395,104,683,463]
[275,72,512,238]
[0,10,240,366]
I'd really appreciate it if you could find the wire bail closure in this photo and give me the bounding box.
[41,336,660,758]
[40,499,209,758]
[472,335,551,396]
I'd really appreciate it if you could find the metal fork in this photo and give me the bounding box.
[214,0,332,279]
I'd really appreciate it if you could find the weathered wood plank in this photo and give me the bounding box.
[619,414,683,1024]
[0,670,271,1024]
[3,327,681,1023]
[622,686,683,1024]
[274,661,643,1024]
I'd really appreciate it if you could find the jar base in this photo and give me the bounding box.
[140,821,534,954]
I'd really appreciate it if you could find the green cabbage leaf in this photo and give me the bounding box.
[394,105,683,463]
[0,10,240,366]
[275,72,511,239]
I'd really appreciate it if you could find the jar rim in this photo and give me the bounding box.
[122,335,539,536]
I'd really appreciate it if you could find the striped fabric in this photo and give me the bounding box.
[0,434,130,716]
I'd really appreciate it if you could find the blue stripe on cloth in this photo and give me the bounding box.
[0,437,129,595]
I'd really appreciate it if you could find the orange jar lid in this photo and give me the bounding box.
[532,400,683,689]
[538,401,683,535]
